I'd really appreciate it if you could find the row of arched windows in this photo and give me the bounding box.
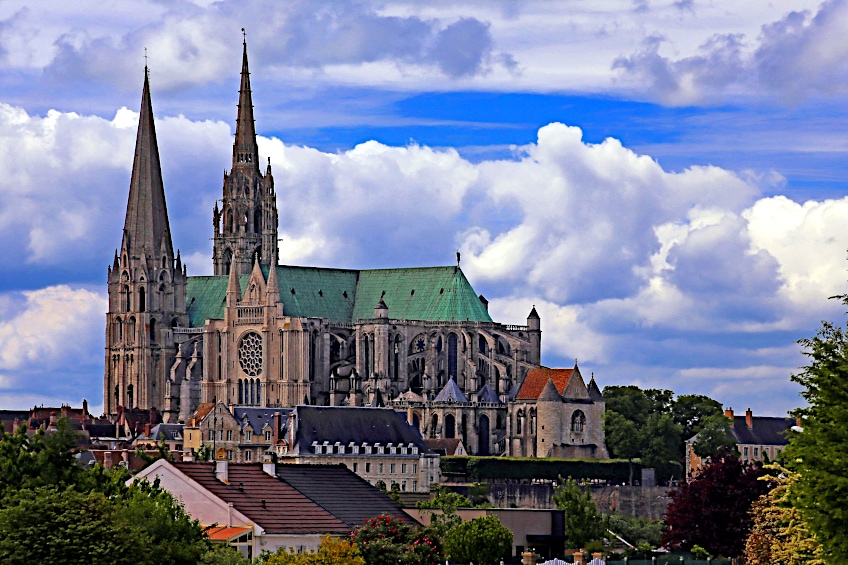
[120,284,173,313]
[238,378,261,406]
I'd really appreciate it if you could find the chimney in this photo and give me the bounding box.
[215,459,229,483]
[287,412,296,449]
[227,503,233,528]
[144,423,152,438]
[104,451,113,469]
[407,406,414,426]
[724,407,734,420]
[273,412,281,445]
[746,408,753,429]
[478,294,488,311]
[82,398,89,417]
[263,451,276,477]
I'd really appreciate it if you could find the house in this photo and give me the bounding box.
[685,407,796,479]
[132,459,407,557]
[278,405,440,493]
[425,437,467,456]
[133,423,185,453]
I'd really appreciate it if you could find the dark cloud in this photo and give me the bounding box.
[429,18,493,78]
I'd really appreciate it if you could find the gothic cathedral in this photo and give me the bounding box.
[104,40,608,459]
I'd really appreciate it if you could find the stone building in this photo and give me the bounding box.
[103,39,608,460]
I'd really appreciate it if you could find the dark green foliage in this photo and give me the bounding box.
[606,513,664,548]
[552,476,606,549]
[662,451,769,558]
[785,311,848,563]
[442,456,641,483]
[673,394,724,441]
[443,515,513,565]
[350,514,441,565]
[0,417,212,564]
[199,544,252,565]
[692,413,735,458]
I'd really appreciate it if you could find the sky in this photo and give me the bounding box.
[2,0,848,418]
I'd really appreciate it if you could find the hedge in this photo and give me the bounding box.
[441,456,642,483]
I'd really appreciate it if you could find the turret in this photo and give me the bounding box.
[536,378,562,456]
[527,306,541,366]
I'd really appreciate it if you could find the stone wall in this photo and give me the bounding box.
[485,483,672,520]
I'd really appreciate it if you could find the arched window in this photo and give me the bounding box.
[392,336,401,380]
[122,285,131,311]
[530,408,537,434]
[127,384,134,408]
[571,410,586,433]
[254,209,262,234]
[225,209,234,233]
[128,317,136,344]
[238,379,243,404]
[516,409,524,434]
[461,414,468,445]
[496,414,504,429]
[149,319,156,342]
[309,331,319,381]
[222,248,233,274]
[447,333,458,380]
[255,381,261,405]
[479,334,487,355]
[478,415,490,456]
[115,317,123,342]
[445,414,456,439]
[138,287,146,312]
[431,414,439,439]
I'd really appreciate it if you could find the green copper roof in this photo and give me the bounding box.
[352,266,492,323]
[185,265,492,327]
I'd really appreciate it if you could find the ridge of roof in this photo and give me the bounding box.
[434,377,469,403]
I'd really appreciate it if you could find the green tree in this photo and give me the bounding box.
[199,544,252,565]
[443,515,512,565]
[606,513,663,548]
[552,476,606,549]
[784,310,848,563]
[350,514,441,565]
[744,465,824,565]
[417,486,470,539]
[640,412,683,480]
[603,411,641,485]
[672,394,724,442]
[692,413,735,459]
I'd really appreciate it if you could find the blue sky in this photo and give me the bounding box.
[2,0,848,417]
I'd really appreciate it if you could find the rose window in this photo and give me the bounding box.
[238,332,263,376]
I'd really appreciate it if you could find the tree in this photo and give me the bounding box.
[603,411,641,485]
[606,513,663,548]
[260,534,364,565]
[744,465,824,565]
[552,476,606,549]
[784,311,848,563]
[662,451,769,557]
[350,514,440,565]
[692,413,735,459]
[640,412,683,480]
[199,544,252,565]
[416,486,470,539]
[672,394,724,442]
[443,515,513,565]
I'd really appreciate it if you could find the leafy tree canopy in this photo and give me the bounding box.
[552,476,606,549]
[350,514,441,565]
[785,310,848,563]
[692,413,735,459]
[259,534,364,565]
[662,451,769,558]
[443,515,513,565]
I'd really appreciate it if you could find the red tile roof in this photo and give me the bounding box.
[173,462,349,534]
[515,367,574,400]
[187,403,215,426]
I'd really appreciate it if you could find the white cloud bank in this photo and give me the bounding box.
[1,102,844,413]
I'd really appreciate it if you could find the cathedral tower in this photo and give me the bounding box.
[213,38,279,275]
[105,68,188,417]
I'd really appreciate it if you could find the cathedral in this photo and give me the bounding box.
[104,40,608,459]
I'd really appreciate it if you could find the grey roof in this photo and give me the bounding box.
[731,416,794,446]
[538,378,562,402]
[233,406,292,435]
[145,423,183,441]
[274,464,408,528]
[434,378,468,403]
[293,406,430,453]
[506,381,522,402]
[476,384,501,404]
[587,377,604,402]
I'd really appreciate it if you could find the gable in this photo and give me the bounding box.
[516,367,574,400]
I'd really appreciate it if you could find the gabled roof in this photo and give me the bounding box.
[143,423,183,441]
[538,378,562,402]
[588,377,604,402]
[515,367,574,400]
[425,438,464,456]
[292,406,430,452]
[434,378,469,403]
[185,265,493,327]
[475,384,501,404]
[186,403,215,427]
[274,464,408,528]
[172,462,348,534]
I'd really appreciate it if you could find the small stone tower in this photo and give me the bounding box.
[527,306,541,366]
[105,68,188,417]
[212,37,279,276]
[536,377,562,457]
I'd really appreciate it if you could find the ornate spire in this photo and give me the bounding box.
[226,251,242,306]
[266,263,279,304]
[122,67,172,259]
[232,34,259,171]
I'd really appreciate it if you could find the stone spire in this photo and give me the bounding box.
[266,262,279,304]
[122,67,172,259]
[227,251,242,306]
[232,37,259,173]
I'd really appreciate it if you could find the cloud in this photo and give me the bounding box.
[613,0,848,104]
[0,285,105,372]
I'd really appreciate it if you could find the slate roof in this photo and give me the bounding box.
[141,423,183,441]
[185,265,492,326]
[476,383,501,404]
[292,406,430,452]
[425,438,464,456]
[274,464,408,528]
[233,406,292,435]
[434,378,469,403]
[587,377,604,402]
[730,416,794,446]
[172,462,349,534]
[515,367,574,400]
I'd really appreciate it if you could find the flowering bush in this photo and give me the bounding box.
[350,514,441,565]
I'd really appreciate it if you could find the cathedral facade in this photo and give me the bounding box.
[104,41,608,459]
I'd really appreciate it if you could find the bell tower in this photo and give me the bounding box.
[213,36,279,276]
[105,68,188,417]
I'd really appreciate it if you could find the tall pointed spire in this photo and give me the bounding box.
[233,33,259,171]
[227,251,242,306]
[123,67,172,259]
